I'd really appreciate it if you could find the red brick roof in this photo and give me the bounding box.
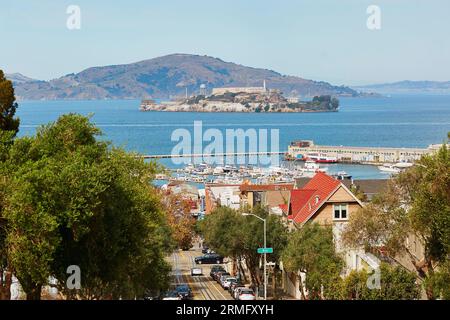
[290,172,341,224]
[289,189,316,217]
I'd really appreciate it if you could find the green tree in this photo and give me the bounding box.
[282,223,343,300]
[0,169,12,300]
[0,70,20,136]
[331,97,340,109]
[199,206,288,289]
[0,70,19,299]
[343,143,450,299]
[425,259,450,299]
[342,264,420,300]
[1,114,171,299]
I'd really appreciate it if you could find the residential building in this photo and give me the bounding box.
[204,184,241,214]
[280,172,378,299]
[239,183,293,210]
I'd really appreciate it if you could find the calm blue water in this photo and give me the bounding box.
[16,95,450,179]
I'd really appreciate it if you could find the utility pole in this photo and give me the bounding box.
[263,217,267,301]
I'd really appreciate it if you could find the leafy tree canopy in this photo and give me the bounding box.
[343,142,450,299]
[1,114,171,299]
[0,70,20,136]
[282,223,343,300]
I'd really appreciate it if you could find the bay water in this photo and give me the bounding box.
[16,94,450,179]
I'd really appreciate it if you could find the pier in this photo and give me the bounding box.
[141,151,285,159]
[287,140,441,164]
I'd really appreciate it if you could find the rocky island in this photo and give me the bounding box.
[140,84,339,113]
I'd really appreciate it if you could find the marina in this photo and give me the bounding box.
[149,139,442,184]
[154,159,409,186]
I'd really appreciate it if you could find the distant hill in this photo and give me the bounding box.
[10,54,361,100]
[6,73,38,84]
[353,80,450,94]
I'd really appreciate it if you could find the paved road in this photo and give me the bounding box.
[170,248,233,300]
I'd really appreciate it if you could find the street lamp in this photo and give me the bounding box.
[242,213,267,300]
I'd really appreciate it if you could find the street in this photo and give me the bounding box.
[170,247,233,300]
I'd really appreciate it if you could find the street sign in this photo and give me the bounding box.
[257,247,273,254]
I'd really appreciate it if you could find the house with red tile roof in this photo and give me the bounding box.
[280,172,381,299]
[286,172,362,227]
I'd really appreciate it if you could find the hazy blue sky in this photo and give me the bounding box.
[1,0,449,85]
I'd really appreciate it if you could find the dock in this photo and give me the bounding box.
[141,151,285,159]
[287,140,442,164]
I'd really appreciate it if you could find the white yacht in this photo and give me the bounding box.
[213,166,224,175]
[394,162,414,169]
[301,160,328,173]
[378,164,401,174]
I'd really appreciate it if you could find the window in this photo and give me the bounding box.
[334,204,348,220]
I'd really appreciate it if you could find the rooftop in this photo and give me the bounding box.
[289,172,341,224]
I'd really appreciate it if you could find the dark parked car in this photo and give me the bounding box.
[162,290,182,300]
[175,284,192,300]
[215,271,230,283]
[210,265,226,279]
[194,253,224,265]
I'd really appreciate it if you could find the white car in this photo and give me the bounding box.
[238,289,256,301]
[162,291,182,300]
[231,286,247,300]
[221,277,237,289]
[233,286,247,300]
[191,267,203,276]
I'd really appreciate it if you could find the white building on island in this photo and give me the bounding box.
[212,80,268,95]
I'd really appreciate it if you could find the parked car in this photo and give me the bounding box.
[162,290,182,300]
[238,288,256,301]
[214,270,230,281]
[143,289,161,300]
[221,277,237,290]
[213,269,230,282]
[191,267,203,276]
[195,253,224,265]
[201,242,209,253]
[228,281,243,295]
[218,273,231,285]
[175,284,192,300]
[210,265,226,279]
[233,286,247,300]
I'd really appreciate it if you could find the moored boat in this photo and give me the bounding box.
[378,164,401,174]
[307,153,338,163]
